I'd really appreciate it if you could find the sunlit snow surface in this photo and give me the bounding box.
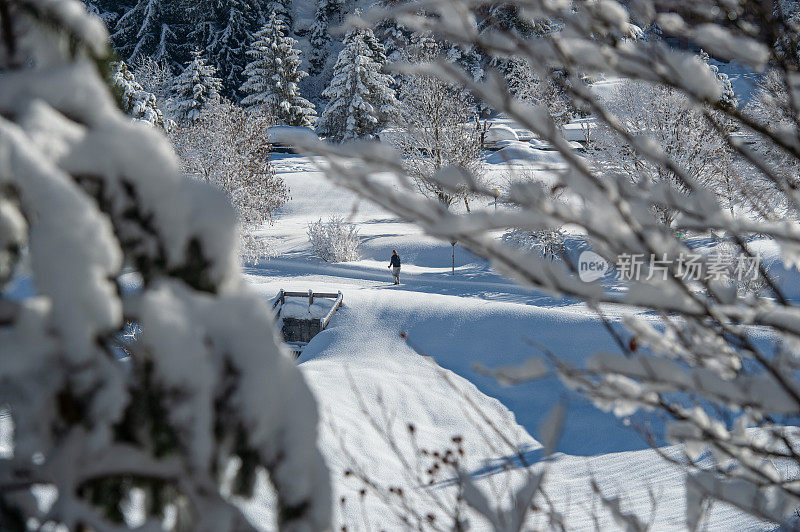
[239,154,783,529]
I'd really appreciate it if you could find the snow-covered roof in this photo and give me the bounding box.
[267,125,318,146]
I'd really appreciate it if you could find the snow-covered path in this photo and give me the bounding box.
[247,256,580,308]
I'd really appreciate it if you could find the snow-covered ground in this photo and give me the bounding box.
[240,154,777,529]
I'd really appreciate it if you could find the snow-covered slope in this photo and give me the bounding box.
[243,314,769,530]
[241,154,782,529]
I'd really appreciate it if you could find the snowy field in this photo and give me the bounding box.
[240,154,775,529]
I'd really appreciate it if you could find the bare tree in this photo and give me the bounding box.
[171,100,289,261]
[592,79,740,223]
[743,68,800,218]
[390,36,485,210]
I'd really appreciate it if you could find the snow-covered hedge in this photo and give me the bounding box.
[307,216,361,262]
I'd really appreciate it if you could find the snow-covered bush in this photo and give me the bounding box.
[592,78,739,224]
[743,69,800,218]
[132,56,176,107]
[0,2,329,529]
[299,0,800,527]
[307,217,361,262]
[502,228,566,261]
[171,100,288,262]
[700,240,768,297]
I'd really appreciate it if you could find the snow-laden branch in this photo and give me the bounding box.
[0,2,329,529]
[302,0,800,526]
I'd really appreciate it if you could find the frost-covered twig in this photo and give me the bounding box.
[299,0,800,526]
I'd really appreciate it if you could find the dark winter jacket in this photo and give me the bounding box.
[389,254,401,267]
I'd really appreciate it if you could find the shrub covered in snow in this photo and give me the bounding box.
[592,79,739,225]
[502,228,566,261]
[0,2,329,529]
[307,216,361,262]
[132,56,175,104]
[744,69,800,218]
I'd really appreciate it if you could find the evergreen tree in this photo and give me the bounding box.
[0,1,330,529]
[171,49,222,123]
[699,50,737,108]
[447,44,485,83]
[111,0,189,66]
[478,2,552,37]
[308,0,345,75]
[308,10,330,75]
[406,31,439,62]
[264,0,292,29]
[241,13,317,127]
[111,60,166,129]
[83,0,133,27]
[205,0,261,99]
[362,22,390,65]
[375,0,413,62]
[318,27,398,141]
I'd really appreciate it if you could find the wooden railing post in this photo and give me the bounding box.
[308,289,314,306]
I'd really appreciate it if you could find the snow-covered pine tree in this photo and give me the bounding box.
[111,61,166,129]
[171,48,222,123]
[699,50,737,109]
[478,2,552,37]
[0,0,330,529]
[111,0,188,67]
[82,0,132,27]
[241,13,317,127]
[478,3,553,83]
[264,0,292,29]
[308,0,345,75]
[406,31,439,62]
[317,27,398,141]
[447,43,487,115]
[308,10,330,75]
[204,0,262,100]
[447,44,485,83]
[375,0,413,62]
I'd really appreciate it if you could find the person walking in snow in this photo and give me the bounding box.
[388,250,401,285]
